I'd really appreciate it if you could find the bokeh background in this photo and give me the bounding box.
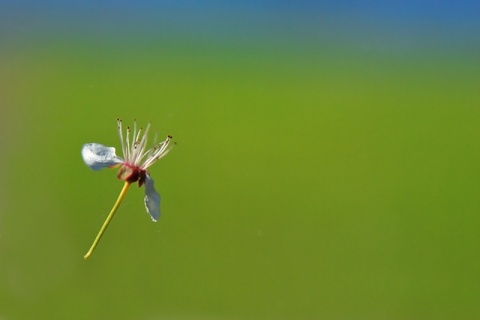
[1,1,479,319]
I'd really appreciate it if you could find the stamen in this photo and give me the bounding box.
[138,147,155,164]
[117,118,126,159]
[117,120,174,168]
[132,119,137,155]
[134,123,151,165]
[131,126,143,164]
[135,124,143,143]
[156,135,172,154]
[125,126,131,161]
[141,135,174,168]
[137,133,162,164]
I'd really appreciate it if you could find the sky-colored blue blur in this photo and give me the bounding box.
[2,1,479,52]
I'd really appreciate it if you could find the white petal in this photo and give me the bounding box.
[144,174,160,221]
[81,143,123,170]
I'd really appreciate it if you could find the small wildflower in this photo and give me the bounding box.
[81,118,174,259]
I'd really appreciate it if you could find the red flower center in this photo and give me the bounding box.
[117,163,146,186]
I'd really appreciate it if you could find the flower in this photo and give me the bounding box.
[82,119,174,220]
[81,118,174,259]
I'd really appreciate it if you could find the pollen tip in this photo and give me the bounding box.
[168,135,173,139]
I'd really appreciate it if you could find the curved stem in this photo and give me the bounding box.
[84,182,131,260]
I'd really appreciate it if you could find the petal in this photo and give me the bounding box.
[144,174,161,221]
[82,143,123,171]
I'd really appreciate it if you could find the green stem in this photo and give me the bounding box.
[84,182,131,260]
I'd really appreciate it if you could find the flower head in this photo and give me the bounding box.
[81,118,174,259]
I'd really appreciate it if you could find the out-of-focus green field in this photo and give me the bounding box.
[1,41,479,319]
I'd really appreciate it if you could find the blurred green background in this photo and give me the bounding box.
[1,2,480,319]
